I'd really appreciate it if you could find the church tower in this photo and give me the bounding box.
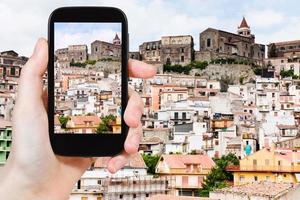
[237,17,252,38]
[113,33,121,45]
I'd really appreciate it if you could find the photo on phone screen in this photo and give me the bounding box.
[54,22,122,134]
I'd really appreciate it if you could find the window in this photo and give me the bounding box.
[174,112,178,119]
[178,94,183,100]
[97,180,102,185]
[182,112,186,119]
[207,38,211,47]
[95,47,98,52]
[166,58,171,65]
[253,159,257,166]
[119,194,123,199]
[272,93,275,98]
[265,159,269,166]
[133,194,137,198]
[167,94,171,101]
[181,48,184,53]
[10,67,15,76]
[146,194,149,197]
[239,175,245,182]
[254,176,258,181]
[181,56,184,62]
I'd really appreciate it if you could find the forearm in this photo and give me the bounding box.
[0,165,70,200]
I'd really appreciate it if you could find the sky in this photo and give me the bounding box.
[0,0,299,56]
[54,23,121,52]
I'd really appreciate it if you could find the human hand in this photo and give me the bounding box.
[0,38,156,200]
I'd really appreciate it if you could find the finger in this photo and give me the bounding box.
[124,122,142,154]
[124,88,143,128]
[15,38,48,111]
[107,152,130,173]
[128,59,157,78]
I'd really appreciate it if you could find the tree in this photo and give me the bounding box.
[58,115,70,129]
[142,154,160,174]
[199,153,239,197]
[96,114,116,134]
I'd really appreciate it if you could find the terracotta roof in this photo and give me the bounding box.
[150,195,215,200]
[160,154,215,169]
[213,181,300,198]
[71,115,101,126]
[239,17,250,28]
[94,153,147,169]
[0,120,12,128]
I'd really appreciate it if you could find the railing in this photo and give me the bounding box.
[227,165,300,172]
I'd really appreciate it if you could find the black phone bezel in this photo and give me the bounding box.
[48,7,128,157]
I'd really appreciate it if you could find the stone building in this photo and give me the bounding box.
[139,40,162,63]
[268,40,300,58]
[138,35,194,65]
[161,35,194,65]
[90,34,121,60]
[68,45,88,63]
[198,17,265,65]
[55,45,88,64]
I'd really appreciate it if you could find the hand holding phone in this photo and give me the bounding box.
[48,7,129,156]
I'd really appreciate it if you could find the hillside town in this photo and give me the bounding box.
[54,33,122,134]
[1,17,300,199]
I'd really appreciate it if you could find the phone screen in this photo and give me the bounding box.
[54,22,122,134]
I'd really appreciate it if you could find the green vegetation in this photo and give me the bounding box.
[199,153,239,197]
[85,60,97,65]
[98,57,120,62]
[163,60,208,75]
[163,64,192,75]
[142,154,160,174]
[96,114,117,134]
[280,69,298,79]
[239,76,245,84]
[70,61,87,68]
[70,59,97,68]
[58,115,70,129]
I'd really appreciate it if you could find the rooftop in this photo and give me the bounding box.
[150,195,216,200]
[212,181,300,198]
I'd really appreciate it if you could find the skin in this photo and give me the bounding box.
[0,38,157,200]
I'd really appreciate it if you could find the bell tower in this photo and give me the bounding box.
[113,33,121,45]
[237,17,251,37]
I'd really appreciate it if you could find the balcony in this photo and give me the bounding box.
[227,165,300,173]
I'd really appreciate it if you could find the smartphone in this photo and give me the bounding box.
[48,7,128,156]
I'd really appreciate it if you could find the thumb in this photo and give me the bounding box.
[16,38,48,111]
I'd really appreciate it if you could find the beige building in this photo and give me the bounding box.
[155,154,215,196]
[161,35,194,65]
[139,40,161,63]
[268,40,300,58]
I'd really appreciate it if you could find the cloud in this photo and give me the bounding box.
[246,9,284,28]
[0,0,299,56]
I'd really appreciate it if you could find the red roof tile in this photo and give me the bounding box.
[239,17,250,28]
